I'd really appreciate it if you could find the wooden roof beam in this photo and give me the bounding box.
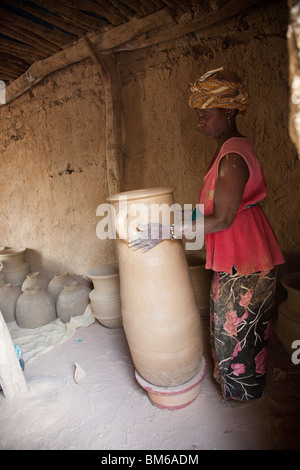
[118,0,151,17]
[92,0,131,23]
[106,0,135,20]
[33,0,108,30]
[114,0,264,51]
[59,0,123,26]
[0,23,59,56]
[5,0,86,37]
[0,7,72,48]
[0,38,44,62]
[0,52,30,68]
[2,7,174,104]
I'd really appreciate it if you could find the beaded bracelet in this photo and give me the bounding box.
[170,224,176,240]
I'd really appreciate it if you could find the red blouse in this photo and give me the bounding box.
[198,137,285,274]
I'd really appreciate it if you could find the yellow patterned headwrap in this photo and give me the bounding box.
[189,67,249,112]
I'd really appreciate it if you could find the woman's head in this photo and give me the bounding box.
[189,67,249,112]
[189,67,248,140]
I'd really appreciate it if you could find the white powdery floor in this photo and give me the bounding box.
[0,316,300,450]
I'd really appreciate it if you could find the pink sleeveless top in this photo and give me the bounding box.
[198,137,285,274]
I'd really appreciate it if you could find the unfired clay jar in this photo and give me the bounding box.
[0,247,30,287]
[47,272,75,302]
[56,281,91,323]
[87,265,122,329]
[0,273,6,285]
[186,253,213,316]
[107,187,205,396]
[22,271,49,292]
[0,283,22,323]
[16,286,56,328]
[277,272,300,355]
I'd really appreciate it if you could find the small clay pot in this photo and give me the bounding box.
[89,290,122,329]
[22,271,49,292]
[56,281,91,323]
[0,247,30,286]
[0,283,22,322]
[47,272,76,302]
[16,286,56,328]
[87,265,122,328]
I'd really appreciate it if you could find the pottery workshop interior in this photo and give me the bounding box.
[0,0,300,451]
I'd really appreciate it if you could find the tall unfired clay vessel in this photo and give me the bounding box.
[107,187,205,407]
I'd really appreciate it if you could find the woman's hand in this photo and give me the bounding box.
[128,223,167,252]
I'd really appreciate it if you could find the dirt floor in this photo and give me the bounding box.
[0,312,300,451]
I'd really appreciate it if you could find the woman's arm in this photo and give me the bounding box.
[201,152,249,234]
[129,152,249,251]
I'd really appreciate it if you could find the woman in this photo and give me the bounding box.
[129,67,285,401]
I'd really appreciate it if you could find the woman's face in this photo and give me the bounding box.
[195,108,228,139]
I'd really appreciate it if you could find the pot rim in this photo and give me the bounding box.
[107,187,174,202]
[87,264,119,279]
[0,247,26,255]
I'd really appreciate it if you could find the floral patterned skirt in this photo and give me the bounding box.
[210,267,277,401]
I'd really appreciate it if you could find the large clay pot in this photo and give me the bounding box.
[56,281,91,323]
[107,187,205,403]
[0,283,22,322]
[0,273,6,285]
[16,286,56,328]
[277,272,300,355]
[87,264,122,329]
[0,247,30,287]
[186,253,213,316]
[47,272,75,302]
[22,271,49,292]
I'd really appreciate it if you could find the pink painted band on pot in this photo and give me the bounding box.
[135,357,206,410]
[148,395,200,411]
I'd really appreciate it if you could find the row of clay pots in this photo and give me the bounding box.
[0,271,91,328]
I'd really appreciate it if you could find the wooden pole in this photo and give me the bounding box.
[0,311,28,400]
[85,37,122,196]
